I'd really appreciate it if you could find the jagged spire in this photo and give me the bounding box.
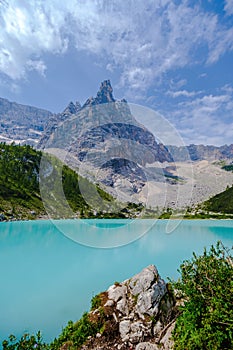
[95,80,115,104]
[63,101,81,114]
[75,101,81,111]
[82,80,116,108]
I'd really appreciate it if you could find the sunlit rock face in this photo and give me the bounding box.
[38,80,173,198]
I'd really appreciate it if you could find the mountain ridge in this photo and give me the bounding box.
[167,144,233,161]
[1,82,233,161]
[37,80,174,199]
[0,97,52,145]
[1,81,233,211]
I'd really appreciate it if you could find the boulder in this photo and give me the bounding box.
[80,265,176,350]
[105,265,175,346]
[0,213,5,221]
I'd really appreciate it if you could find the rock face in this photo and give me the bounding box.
[168,144,233,161]
[80,265,176,350]
[38,80,173,198]
[83,79,116,107]
[0,97,52,145]
[62,101,81,115]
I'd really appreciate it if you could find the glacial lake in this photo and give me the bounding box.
[0,219,233,344]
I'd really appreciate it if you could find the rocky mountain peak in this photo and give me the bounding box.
[96,79,116,104]
[82,80,116,108]
[63,101,81,115]
[75,101,81,110]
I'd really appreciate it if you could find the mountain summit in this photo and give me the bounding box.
[83,79,116,108]
[96,79,116,104]
[63,101,81,115]
[38,80,174,202]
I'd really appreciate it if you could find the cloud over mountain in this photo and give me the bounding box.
[1,0,233,92]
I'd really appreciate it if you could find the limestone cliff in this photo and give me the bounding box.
[37,80,173,199]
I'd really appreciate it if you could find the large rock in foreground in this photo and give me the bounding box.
[81,265,176,350]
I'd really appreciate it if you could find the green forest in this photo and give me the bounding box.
[204,185,233,214]
[0,143,139,220]
[0,143,233,221]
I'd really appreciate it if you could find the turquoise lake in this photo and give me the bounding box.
[0,219,233,344]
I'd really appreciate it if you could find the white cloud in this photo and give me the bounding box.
[0,0,233,91]
[170,79,187,89]
[224,0,233,16]
[168,87,233,145]
[221,84,233,94]
[167,90,201,98]
[199,73,207,78]
[27,59,47,77]
[0,0,68,79]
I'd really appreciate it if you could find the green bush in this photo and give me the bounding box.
[2,331,47,350]
[222,165,233,172]
[172,242,233,350]
[91,294,102,310]
[49,312,103,349]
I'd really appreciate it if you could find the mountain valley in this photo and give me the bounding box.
[1,80,233,216]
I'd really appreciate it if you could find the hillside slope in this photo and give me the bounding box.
[0,97,52,145]
[204,185,233,214]
[0,143,137,221]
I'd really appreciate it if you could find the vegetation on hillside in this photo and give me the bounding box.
[2,332,47,350]
[0,143,142,220]
[0,143,44,220]
[203,185,233,214]
[172,242,233,350]
[222,164,233,172]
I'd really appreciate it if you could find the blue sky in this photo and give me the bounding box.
[0,0,233,145]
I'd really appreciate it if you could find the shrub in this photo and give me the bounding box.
[172,242,233,350]
[49,312,102,349]
[91,294,102,310]
[2,331,46,350]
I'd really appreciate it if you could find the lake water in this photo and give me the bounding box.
[0,219,232,344]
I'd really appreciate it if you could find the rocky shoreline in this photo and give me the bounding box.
[77,265,179,350]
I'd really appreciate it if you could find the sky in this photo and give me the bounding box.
[0,0,233,146]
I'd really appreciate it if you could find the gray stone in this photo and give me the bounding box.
[81,265,176,349]
[129,265,158,296]
[135,272,167,318]
[160,321,175,349]
[104,299,114,307]
[116,296,128,315]
[151,280,167,304]
[108,284,127,303]
[137,290,153,316]
[119,320,131,341]
[153,320,163,337]
[129,321,152,343]
[135,343,159,350]
[0,213,5,221]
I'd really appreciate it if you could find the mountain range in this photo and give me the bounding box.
[1,80,233,211]
[0,97,51,145]
[1,82,233,161]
